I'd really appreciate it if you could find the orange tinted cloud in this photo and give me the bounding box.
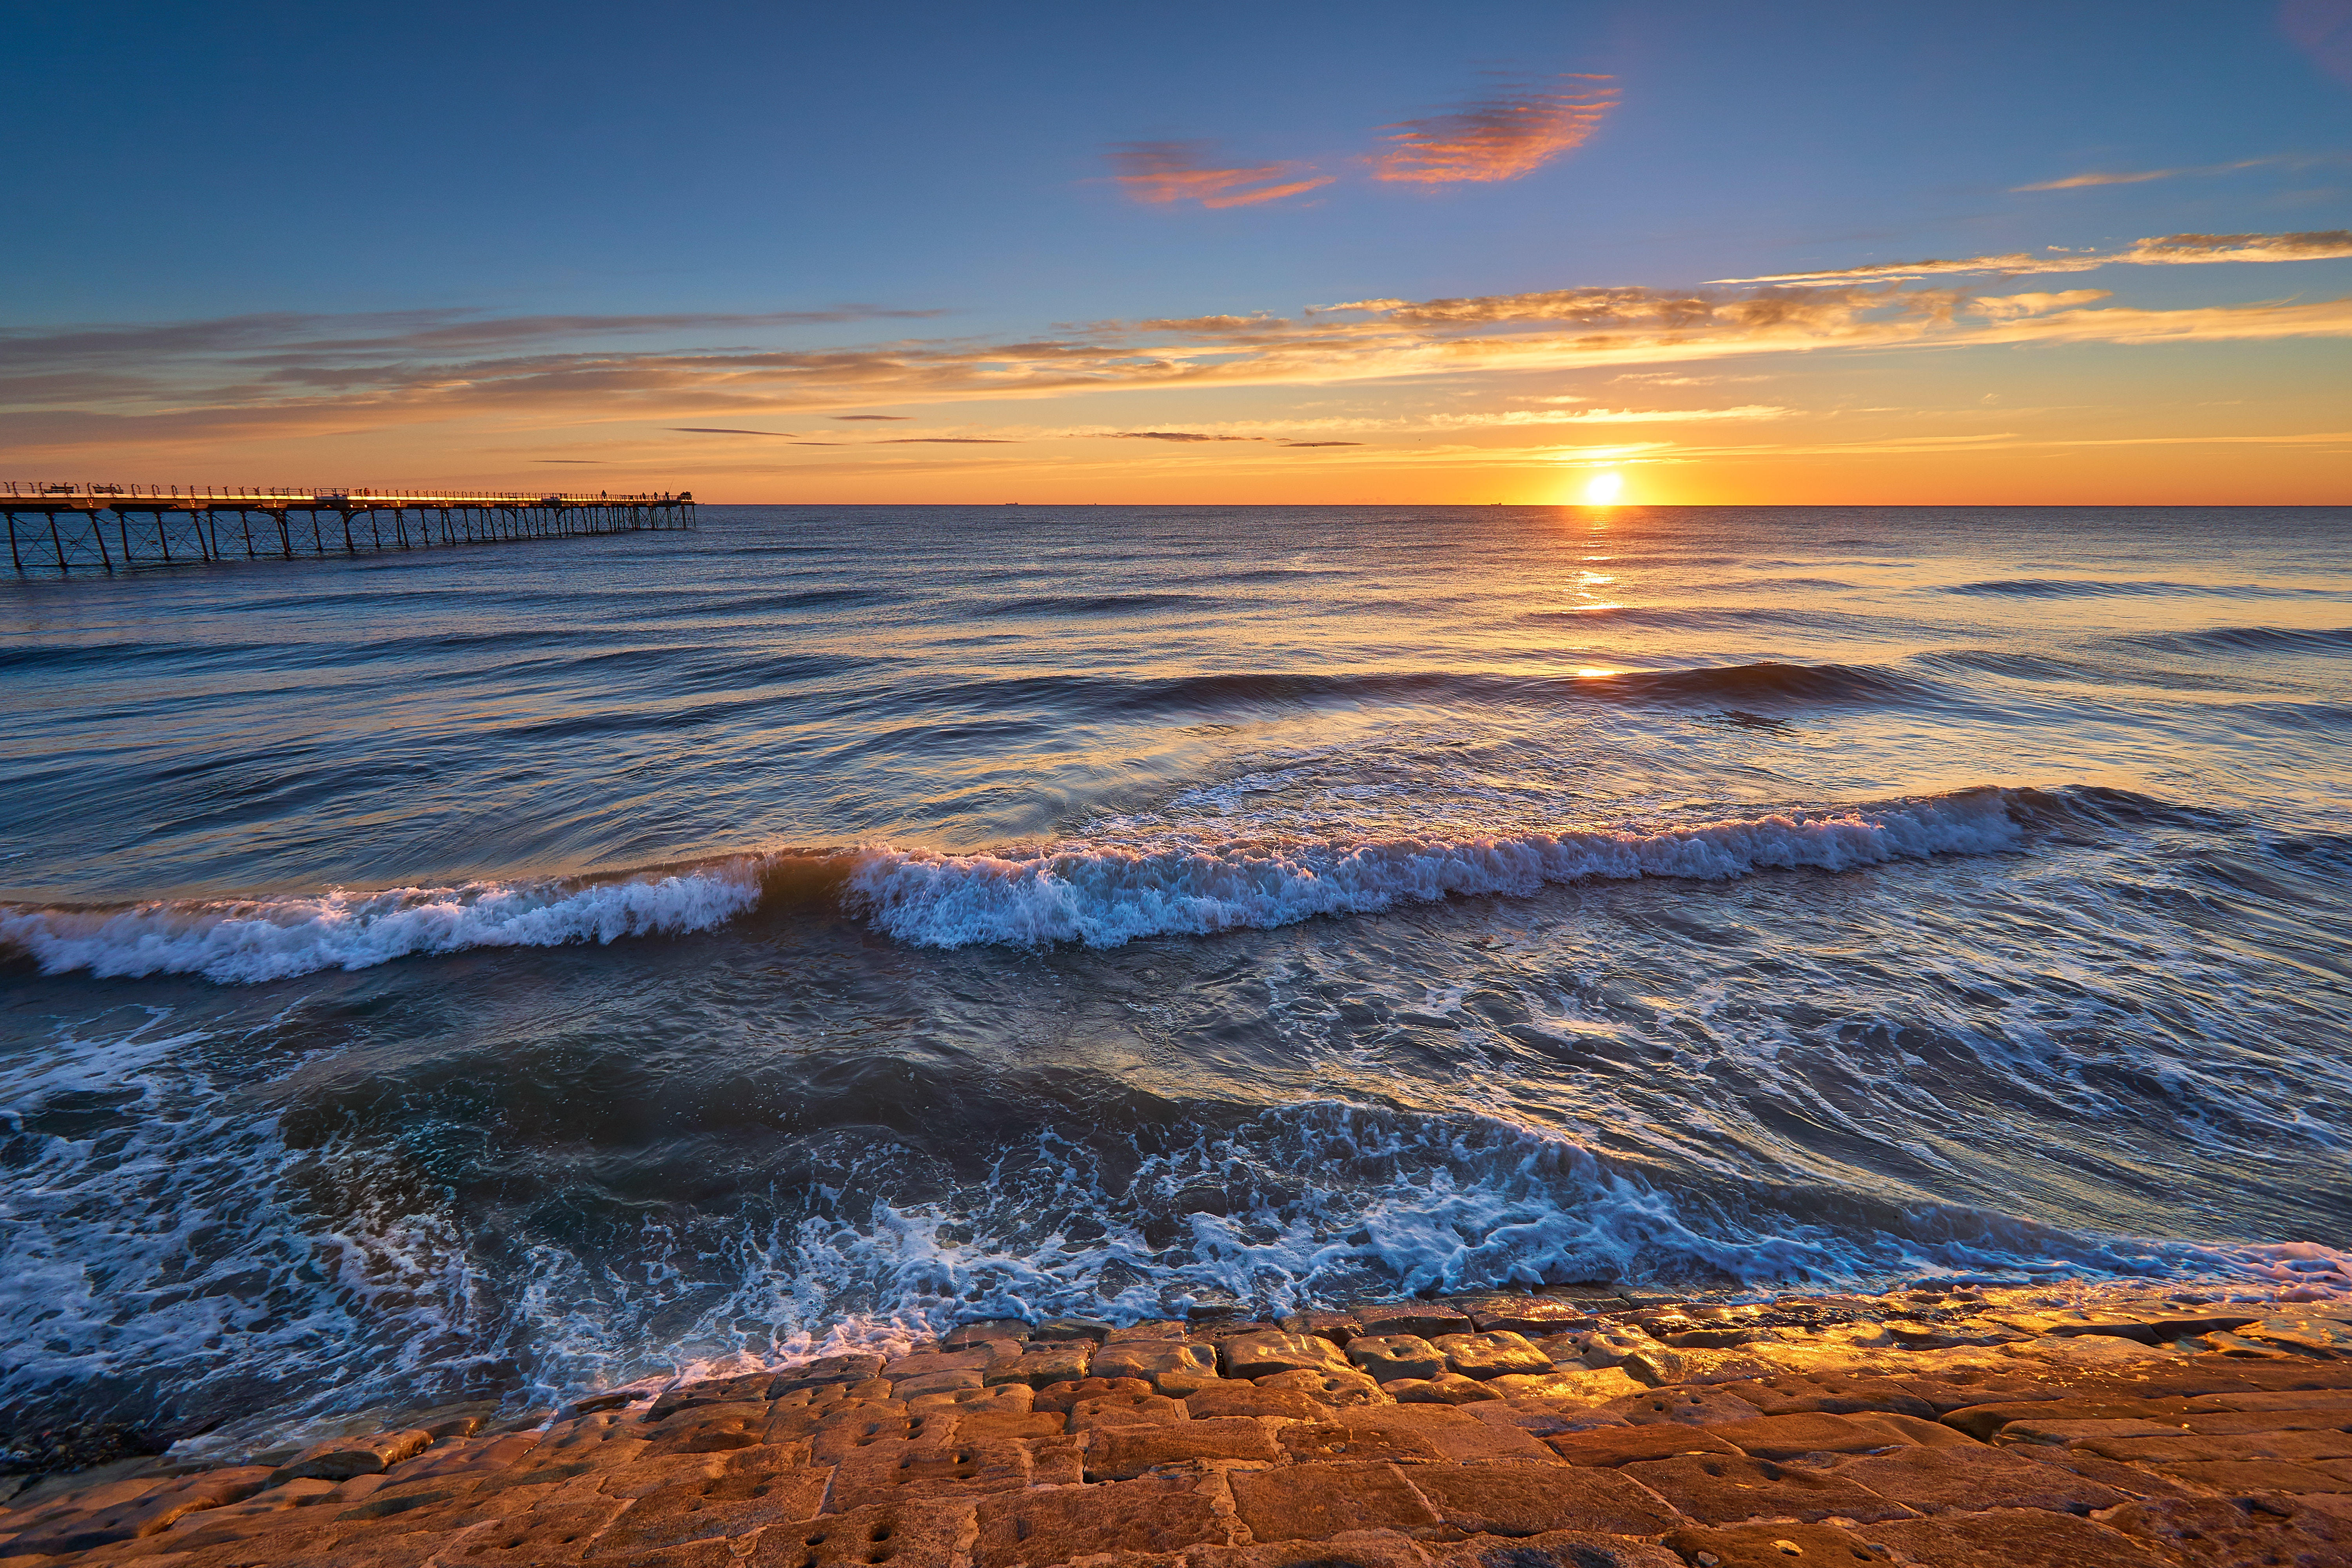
[1107,143,1334,209]
[1371,74,1616,185]
[1717,230,2352,283]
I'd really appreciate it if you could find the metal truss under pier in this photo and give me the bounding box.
[2,484,696,575]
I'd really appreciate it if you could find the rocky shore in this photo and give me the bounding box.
[4,1278,2349,1568]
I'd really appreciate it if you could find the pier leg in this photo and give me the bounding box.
[5,513,21,573]
[89,512,113,572]
[276,512,293,559]
[240,511,255,558]
[48,514,69,573]
[118,512,134,564]
[155,512,171,563]
[341,511,356,553]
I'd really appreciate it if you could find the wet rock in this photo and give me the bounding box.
[770,1354,888,1395]
[1355,1306,1473,1341]
[269,1426,433,1483]
[1030,1317,1114,1343]
[945,1319,1033,1349]
[1094,1340,1221,1395]
[1452,1298,1605,1339]
[1434,1333,1551,1382]
[1280,1312,1365,1345]
[1222,1331,1356,1380]
[1348,1335,1447,1384]
[988,1342,1096,1388]
[2242,1315,2352,1357]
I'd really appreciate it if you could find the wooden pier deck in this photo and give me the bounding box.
[1,484,695,575]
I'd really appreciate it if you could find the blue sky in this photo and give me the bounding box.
[4,1,2348,501]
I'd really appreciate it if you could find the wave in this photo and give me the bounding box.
[979,593,1205,616]
[1945,578,2328,599]
[2,791,2032,982]
[906,661,1932,720]
[842,789,2024,950]
[0,865,766,985]
[2116,625,2352,657]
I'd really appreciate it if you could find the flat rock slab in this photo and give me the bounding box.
[1230,1463,1442,1541]
[1869,1507,2176,1568]
[1621,1454,1915,1526]
[1404,1461,1679,1537]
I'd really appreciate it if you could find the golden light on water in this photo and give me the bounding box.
[1583,470,1624,505]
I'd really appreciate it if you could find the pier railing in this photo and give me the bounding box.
[3,483,695,575]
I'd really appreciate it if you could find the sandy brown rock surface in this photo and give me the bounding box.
[4,1283,2349,1567]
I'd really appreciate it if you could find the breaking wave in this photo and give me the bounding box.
[2,790,2034,983]
[842,789,2024,949]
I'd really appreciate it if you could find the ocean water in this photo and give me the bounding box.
[2,504,2348,1439]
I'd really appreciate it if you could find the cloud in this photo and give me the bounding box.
[1370,74,1617,185]
[884,437,1016,443]
[672,426,798,435]
[1968,290,2110,319]
[833,414,912,420]
[1107,142,1333,209]
[1429,405,1795,427]
[0,307,947,369]
[1281,440,1361,446]
[7,236,2352,459]
[1714,230,2352,284]
[2011,156,2286,191]
[1107,430,1260,441]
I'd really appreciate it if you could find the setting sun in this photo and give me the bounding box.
[1583,470,1624,505]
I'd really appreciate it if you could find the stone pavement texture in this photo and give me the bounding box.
[5,1285,2351,1568]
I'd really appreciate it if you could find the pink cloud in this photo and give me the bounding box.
[1107,142,1334,209]
[1371,74,1617,185]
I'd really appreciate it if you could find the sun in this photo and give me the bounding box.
[1582,470,1625,505]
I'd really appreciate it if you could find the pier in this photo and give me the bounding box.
[1,483,695,575]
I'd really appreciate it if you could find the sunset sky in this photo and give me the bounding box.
[5,0,2350,503]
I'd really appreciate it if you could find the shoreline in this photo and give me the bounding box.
[4,1276,2348,1565]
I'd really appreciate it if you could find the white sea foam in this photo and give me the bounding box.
[846,791,2025,950]
[0,865,764,984]
[0,793,2029,982]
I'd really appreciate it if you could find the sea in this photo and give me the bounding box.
[2,503,2347,1446]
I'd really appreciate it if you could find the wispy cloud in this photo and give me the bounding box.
[673,426,797,435]
[1714,230,2352,284]
[833,414,912,420]
[0,307,946,370]
[1107,142,1333,209]
[7,230,2350,458]
[1107,431,1261,442]
[1428,405,1795,427]
[2011,156,2294,191]
[1370,74,1617,185]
